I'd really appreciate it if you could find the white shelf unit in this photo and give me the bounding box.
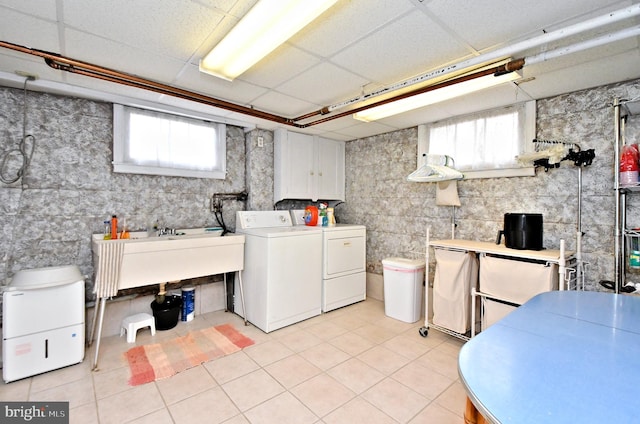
[421,232,576,341]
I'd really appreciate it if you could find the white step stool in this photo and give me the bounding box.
[121,313,156,343]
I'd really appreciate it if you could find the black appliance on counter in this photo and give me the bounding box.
[496,213,543,250]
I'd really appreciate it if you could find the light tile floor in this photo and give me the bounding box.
[0,299,468,423]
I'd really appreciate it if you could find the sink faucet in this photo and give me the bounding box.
[157,227,176,237]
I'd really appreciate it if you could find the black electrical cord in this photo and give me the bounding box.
[599,279,636,293]
[211,192,248,235]
[214,210,229,235]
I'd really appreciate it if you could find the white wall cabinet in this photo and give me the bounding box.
[274,128,345,202]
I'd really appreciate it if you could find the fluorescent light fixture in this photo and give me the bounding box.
[353,71,521,122]
[199,0,337,81]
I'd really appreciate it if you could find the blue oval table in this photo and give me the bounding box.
[458,290,640,423]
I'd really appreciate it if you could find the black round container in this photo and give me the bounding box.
[150,295,182,330]
[504,213,543,250]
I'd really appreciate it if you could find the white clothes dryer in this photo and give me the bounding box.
[291,210,366,312]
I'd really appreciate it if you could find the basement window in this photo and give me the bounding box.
[113,105,226,179]
[421,101,536,179]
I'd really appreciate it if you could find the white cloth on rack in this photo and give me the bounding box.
[93,241,125,297]
[517,144,568,165]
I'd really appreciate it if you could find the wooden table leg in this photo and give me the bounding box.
[464,396,487,424]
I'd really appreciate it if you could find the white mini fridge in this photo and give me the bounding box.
[3,265,85,383]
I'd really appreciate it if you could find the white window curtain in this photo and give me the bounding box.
[426,102,535,177]
[113,105,226,179]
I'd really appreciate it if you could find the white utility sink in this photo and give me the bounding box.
[91,227,244,291]
[123,226,224,240]
[167,228,224,240]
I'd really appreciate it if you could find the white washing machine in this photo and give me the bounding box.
[2,265,85,383]
[291,210,366,312]
[235,211,322,333]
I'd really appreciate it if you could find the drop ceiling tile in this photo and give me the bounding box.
[0,1,57,19]
[332,121,400,140]
[435,84,533,119]
[521,50,640,100]
[302,115,363,133]
[524,35,638,77]
[0,8,59,52]
[57,71,167,101]
[330,10,470,86]
[537,0,628,33]
[361,83,532,130]
[193,0,260,59]
[62,0,226,61]
[60,30,270,115]
[64,29,187,82]
[248,90,320,118]
[311,129,356,141]
[317,133,354,142]
[276,62,370,108]
[373,105,456,129]
[0,55,65,84]
[239,45,321,89]
[175,62,270,106]
[197,0,250,13]
[425,0,629,51]
[1,0,639,142]
[514,34,640,99]
[290,0,415,57]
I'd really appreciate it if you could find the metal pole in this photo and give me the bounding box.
[614,99,622,293]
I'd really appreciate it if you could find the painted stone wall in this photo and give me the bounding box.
[2,77,638,311]
[0,87,247,300]
[339,79,640,292]
[245,129,275,211]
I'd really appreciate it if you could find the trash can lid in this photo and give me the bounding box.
[8,265,83,290]
[382,257,425,270]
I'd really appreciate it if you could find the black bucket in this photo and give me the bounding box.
[150,294,182,330]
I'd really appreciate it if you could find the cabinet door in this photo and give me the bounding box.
[287,132,315,198]
[274,129,345,202]
[274,129,315,201]
[315,137,345,201]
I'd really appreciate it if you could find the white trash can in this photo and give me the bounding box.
[382,257,425,323]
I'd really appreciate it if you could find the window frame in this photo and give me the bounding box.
[418,101,536,179]
[113,104,227,179]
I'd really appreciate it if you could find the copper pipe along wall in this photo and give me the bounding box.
[44,57,293,124]
[296,59,525,127]
[0,40,295,126]
[292,106,331,122]
[290,59,522,123]
[0,40,522,129]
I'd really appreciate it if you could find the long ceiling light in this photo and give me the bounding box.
[353,71,521,122]
[199,0,337,81]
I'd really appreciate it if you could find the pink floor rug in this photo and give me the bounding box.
[125,323,254,386]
